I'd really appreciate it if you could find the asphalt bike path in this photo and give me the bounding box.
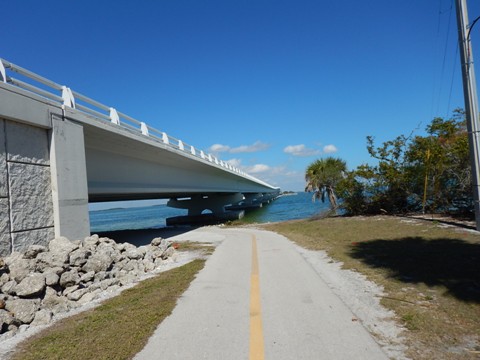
[134,227,388,360]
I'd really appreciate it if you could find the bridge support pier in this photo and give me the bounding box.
[166,193,245,225]
[50,117,90,240]
[226,193,264,211]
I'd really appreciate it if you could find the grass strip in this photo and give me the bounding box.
[12,259,206,360]
[263,216,480,360]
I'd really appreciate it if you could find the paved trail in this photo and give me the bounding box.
[134,227,389,360]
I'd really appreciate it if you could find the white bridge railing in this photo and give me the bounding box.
[0,57,271,185]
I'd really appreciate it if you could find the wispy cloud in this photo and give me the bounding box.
[323,144,338,154]
[225,158,301,190]
[283,143,338,156]
[246,164,270,174]
[209,144,231,153]
[209,141,270,154]
[231,141,270,153]
[283,144,320,157]
[226,158,279,175]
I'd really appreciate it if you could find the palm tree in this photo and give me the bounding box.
[305,157,347,210]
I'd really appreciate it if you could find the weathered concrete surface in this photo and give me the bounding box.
[0,119,7,197]
[0,198,11,256]
[8,162,53,232]
[11,228,55,253]
[5,121,49,165]
[0,86,67,253]
[0,118,55,253]
[1,116,89,248]
[0,120,10,256]
[0,83,55,129]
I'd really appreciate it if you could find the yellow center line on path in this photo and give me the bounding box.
[249,234,265,360]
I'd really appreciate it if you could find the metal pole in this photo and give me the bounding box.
[455,0,480,230]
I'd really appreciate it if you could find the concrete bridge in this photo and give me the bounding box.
[0,58,280,255]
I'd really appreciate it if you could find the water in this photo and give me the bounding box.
[241,192,330,223]
[89,192,331,233]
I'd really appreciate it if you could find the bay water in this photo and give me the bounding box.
[89,192,331,233]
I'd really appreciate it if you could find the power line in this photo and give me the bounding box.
[431,0,455,119]
[436,0,454,116]
[446,40,459,117]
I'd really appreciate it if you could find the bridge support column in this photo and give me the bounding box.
[244,193,264,207]
[226,193,266,211]
[166,193,245,225]
[50,117,90,240]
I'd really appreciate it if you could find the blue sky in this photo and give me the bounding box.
[3,0,480,192]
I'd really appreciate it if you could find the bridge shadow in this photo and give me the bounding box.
[349,237,480,303]
[94,226,199,247]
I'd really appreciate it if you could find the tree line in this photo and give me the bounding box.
[305,109,474,217]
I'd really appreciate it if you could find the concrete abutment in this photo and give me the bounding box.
[0,118,55,254]
[0,113,90,255]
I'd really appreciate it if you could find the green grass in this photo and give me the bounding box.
[12,259,206,360]
[263,215,480,359]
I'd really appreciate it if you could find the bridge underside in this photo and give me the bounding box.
[83,122,280,222]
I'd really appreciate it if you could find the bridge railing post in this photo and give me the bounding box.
[109,107,120,125]
[162,132,169,144]
[140,122,149,136]
[61,86,75,108]
[0,60,6,83]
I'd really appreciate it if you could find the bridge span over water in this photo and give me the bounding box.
[0,58,279,255]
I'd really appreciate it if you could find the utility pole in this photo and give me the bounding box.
[455,0,480,230]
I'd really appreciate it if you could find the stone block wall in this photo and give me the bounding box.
[0,118,55,255]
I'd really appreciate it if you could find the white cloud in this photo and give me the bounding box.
[323,144,338,154]
[222,159,306,191]
[283,144,320,157]
[258,168,305,191]
[226,158,270,174]
[209,144,231,153]
[209,141,269,154]
[246,164,270,174]
[225,158,278,175]
[230,141,270,153]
